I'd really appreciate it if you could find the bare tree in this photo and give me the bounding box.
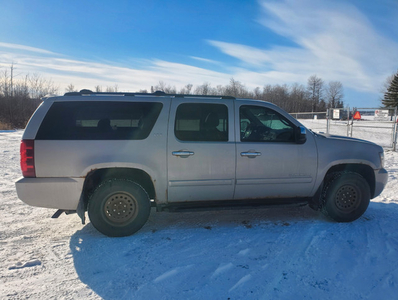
[307,75,324,112]
[0,66,55,128]
[261,84,294,112]
[155,81,166,92]
[65,83,77,93]
[153,81,176,93]
[214,85,225,95]
[178,84,193,94]
[224,78,251,98]
[105,84,119,93]
[185,84,193,94]
[0,67,11,97]
[326,81,344,108]
[253,87,262,100]
[289,83,309,112]
[194,82,213,95]
[28,73,58,98]
[10,63,14,97]
[262,84,273,102]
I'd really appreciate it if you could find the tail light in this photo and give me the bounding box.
[20,140,36,178]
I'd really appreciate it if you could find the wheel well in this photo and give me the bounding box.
[324,164,376,198]
[81,168,156,210]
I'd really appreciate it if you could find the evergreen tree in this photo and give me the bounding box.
[382,71,398,108]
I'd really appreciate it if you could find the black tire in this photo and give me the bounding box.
[88,179,151,237]
[322,172,370,222]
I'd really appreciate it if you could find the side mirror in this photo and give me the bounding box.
[295,126,307,144]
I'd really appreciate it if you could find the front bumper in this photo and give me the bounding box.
[15,177,84,210]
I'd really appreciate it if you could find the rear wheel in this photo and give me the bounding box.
[322,173,370,222]
[88,179,151,237]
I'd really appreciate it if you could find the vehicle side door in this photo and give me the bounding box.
[234,102,317,199]
[167,98,235,202]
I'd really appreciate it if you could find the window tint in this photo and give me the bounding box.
[175,103,228,141]
[36,101,163,140]
[240,105,295,142]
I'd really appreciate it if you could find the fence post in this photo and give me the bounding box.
[326,108,330,134]
[346,107,350,137]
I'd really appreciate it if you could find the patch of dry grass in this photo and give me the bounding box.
[0,121,13,130]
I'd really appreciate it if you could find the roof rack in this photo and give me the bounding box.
[64,89,235,100]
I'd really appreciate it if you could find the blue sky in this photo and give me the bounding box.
[0,0,397,108]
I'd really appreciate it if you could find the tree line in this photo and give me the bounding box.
[0,65,58,129]
[66,75,344,114]
[1,65,347,129]
[145,75,344,113]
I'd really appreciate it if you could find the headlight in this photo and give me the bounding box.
[379,151,385,168]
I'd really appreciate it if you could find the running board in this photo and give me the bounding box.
[157,198,309,212]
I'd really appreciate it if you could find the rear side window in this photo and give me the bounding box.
[36,101,163,140]
[174,103,228,142]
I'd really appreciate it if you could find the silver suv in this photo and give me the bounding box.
[15,90,388,236]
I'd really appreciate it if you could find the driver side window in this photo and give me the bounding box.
[240,105,295,142]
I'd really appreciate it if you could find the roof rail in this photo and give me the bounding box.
[63,89,235,99]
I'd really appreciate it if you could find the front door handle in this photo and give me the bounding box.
[172,151,195,157]
[240,151,261,158]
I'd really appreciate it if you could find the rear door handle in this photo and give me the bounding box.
[240,151,261,158]
[172,151,195,157]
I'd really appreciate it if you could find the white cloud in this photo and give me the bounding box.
[0,42,56,55]
[207,41,272,66]
[190,56,220,65]
[0,43,231,93]
[1,0,397,108]
[208,0,398,94]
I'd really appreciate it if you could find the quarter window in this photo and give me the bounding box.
[36,101,163,140]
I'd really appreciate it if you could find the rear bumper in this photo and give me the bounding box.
[15,177,84,210]
[373,168,388,198]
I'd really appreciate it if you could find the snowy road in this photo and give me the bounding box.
[1,130,398,299]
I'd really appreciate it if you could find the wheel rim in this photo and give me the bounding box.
[103,192,137,224]
[335,185,360,213]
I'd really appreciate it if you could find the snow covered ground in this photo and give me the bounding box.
[1,128,398,300]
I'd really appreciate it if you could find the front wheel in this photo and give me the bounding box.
[322,173,370,222]
[88,179,151,237]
